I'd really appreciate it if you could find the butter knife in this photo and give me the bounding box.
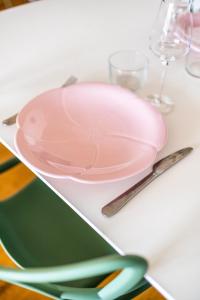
[102,147,193,217]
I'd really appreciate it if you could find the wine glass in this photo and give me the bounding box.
[148,0,192,113]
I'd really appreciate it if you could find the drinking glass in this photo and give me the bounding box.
[186,48,200,78]
[109,50,148,92]
[148,0,193,113]
[185,11,200,78]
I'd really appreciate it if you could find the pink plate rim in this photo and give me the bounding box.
[14,129,159,184]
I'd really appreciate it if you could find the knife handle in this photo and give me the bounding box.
[102,171,157,217]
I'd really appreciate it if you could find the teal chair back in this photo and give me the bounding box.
[0,152,19,173]
[0,163,149,299]
[0,254,148,300]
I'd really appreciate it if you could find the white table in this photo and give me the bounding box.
[0,1,200,299]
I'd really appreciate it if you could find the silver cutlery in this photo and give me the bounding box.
[2,75,78,126]
[102,147,193,217]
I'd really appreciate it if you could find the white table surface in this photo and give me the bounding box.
[0,0,200,299]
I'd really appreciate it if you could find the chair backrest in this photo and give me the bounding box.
[0,254,148,300]
[0,144,19,173]
[1,0,12,8]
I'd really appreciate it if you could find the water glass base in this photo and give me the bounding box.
[186,61,200,79]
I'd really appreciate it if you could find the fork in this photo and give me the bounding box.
[2,75,78,126]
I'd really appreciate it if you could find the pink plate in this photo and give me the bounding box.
[15,83,167,183]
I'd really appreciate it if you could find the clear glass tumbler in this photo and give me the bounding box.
[185,11,200,78]
[186,49,200,78]
[108,50,148,92]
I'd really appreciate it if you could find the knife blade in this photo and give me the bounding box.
[102,147,193,217]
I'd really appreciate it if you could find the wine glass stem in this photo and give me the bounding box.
[158,60,169,101]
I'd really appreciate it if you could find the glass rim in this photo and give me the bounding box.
[108,49,149,72]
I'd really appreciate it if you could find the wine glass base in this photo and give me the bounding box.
[146,94,174,114]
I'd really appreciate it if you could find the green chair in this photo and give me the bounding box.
[0,144,19,173]
[0,165,149,299]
